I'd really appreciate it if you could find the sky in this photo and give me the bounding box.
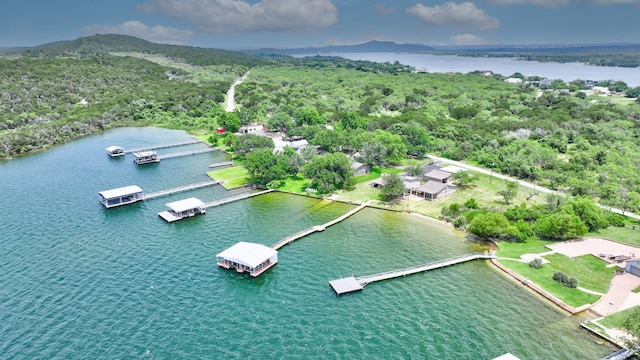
[1,0,639,50]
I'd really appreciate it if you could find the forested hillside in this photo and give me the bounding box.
[0,35,265,156]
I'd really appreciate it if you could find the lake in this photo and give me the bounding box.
[0,127,616,359]
[296,52,640,87]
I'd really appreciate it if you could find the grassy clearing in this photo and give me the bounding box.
[543,253,614,294]
[495,238,554,259]
[588,225,640,247]
[499,259,601,307]
[207,166,249,189]
[599,306,640,328]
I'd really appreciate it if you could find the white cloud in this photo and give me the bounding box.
[488,0,640,7]
[81,21,195,45]
[449,33,493,45]
[374,4,396,15]
[138,0,338,34]
[407,2,499,31]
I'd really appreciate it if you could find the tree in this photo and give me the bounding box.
[294,106,322,126]
[533,212,588,241]
[243,149,286,187]
[468,212,518,240]
[564,196,608,232]
[622,307,640,353]
[303,152,352,193]
[379,173,406,201]
[498,180,519,205]
[234,134,273,157]
[339,111,368,130]
[218,112,241,133]
[625,86,640,98]
[267,112,294,133]
[452,171,475,190]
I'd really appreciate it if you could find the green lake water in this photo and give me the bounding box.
[0,127,616,359]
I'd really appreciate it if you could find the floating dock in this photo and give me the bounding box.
[271,203,367,250]
[133,151,159,165]
[216,242,278,277]
[106,146,125,157]
[209,160,234,168]
[158,197,206,223]
[330,252,497,295]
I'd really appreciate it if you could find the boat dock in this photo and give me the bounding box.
[203,189,274,209]
[142,180,220,201]
[271,203,367,250]
[330,252,497,295]
[601,349,635,360]
[157,148,216,160]
[209,160,234,168]
[123,140,202,154]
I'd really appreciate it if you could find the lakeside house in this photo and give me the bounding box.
[626,258,640,277]
[350,161,371,176]
[423,169,453,183]
[238,123,266,135]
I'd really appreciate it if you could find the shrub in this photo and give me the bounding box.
[464,198,478,209]
[553,271,578,288]
[529,258,543,269]
[607,214,626,227]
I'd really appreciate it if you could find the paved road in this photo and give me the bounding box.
[225,71,249,112]
[427,154,640,220]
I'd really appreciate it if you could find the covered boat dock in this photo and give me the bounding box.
[98,185,144,208]
[158,197,206,222]
[216,242,278,277]
[132,151,159,165]
[105,146,125,157]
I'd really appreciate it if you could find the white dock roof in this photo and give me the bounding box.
[217,242,277,268]
[106,146,124,152]
[166,197,205,212]
[98,185,143,199]
[132,150,157,157]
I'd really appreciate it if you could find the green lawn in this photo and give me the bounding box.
[599,306,640,328]
[207,166,249,189]
[495,238,554,259]
[543,253,615,294]
[588,225,640,247]
[499,259,601,307]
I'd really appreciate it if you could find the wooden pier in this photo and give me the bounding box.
[157,148,216,160]
[123,140,202,154]
[203,189,274,209]
[330,252,497,295]
[142,180,220,201]
[209,160,234,168]
[271,203,367,250]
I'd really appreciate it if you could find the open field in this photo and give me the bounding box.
[207,166,249,189]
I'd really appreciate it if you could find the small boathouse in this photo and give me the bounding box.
[98,185,144,208]
[158,197,206,223]
[105,146,125,157]
[132,151,159,165]
[216,242,278,277]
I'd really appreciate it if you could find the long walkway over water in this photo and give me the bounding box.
[157,148,216,160]
[124,140,202,154]
[330,252,497,295]
[204,189,274,209]
[142,180,220,200]
[271,203,367,250]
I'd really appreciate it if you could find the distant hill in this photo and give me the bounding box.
[246,40,434,55]
[1,34,266,67]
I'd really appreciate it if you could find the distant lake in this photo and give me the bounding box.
[296,52,640,87]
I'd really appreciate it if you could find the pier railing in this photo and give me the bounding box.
[124,140,202,154]
[143,180,219,200]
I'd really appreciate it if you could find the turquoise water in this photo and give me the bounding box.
[0,127,615,359]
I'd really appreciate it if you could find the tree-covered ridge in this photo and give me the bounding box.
[4,34,266,68]
[0,54,234,156]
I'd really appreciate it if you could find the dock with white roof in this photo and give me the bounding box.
[98,185,144,208]
[158,197,206,222]
[216,242,278,277]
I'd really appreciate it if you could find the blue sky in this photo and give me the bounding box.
[1,0,639,49]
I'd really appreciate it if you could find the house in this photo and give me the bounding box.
[414,181,453,201]
[238,123,266,134]
[505,78,523,84]
[626,258,640,277]
[423,169,452,183]
[351,161,370,176]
